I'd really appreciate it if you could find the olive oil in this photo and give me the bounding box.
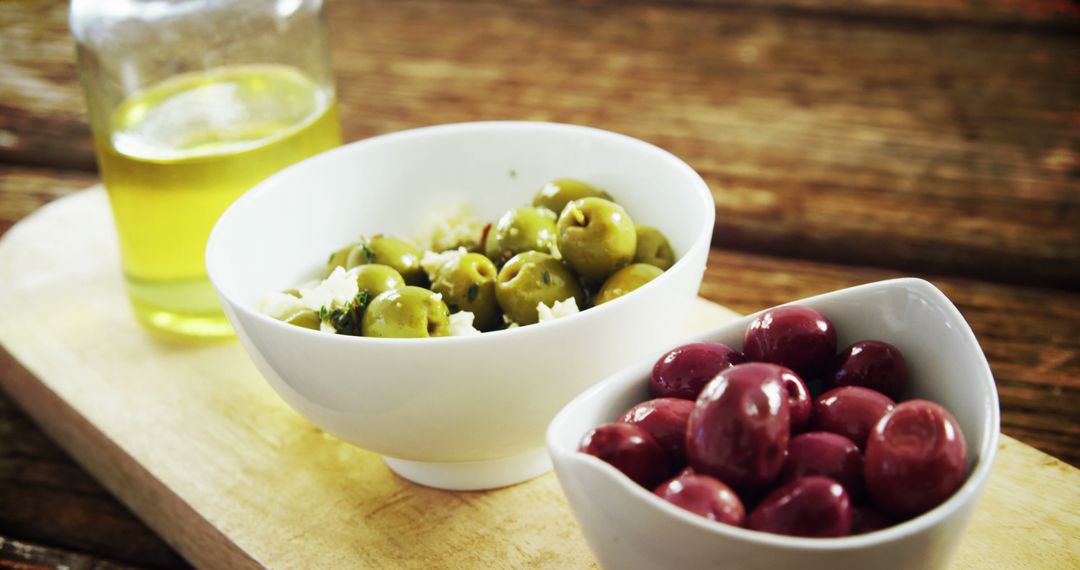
[97,65,341,340]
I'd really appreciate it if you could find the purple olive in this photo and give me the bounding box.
[654,474,746,527]
[850,505,892,535]
[748,476,852,537]
[579,422,672,489]
[813,386,895,450]
[650,342,746,400]
[779,432,863,500]
[620,398,695,469]
[865,400,968,519]
[782,371,813,432]
[686,363,791,493]
[825,340,908,400]
[743,305,837,379]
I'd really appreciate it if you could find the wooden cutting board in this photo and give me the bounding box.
[0,188,1077,569]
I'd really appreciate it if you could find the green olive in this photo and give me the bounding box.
[282,309,321,330]
[361,286,451,338]
[431,253,500,331]
[351,264,406,298]
[532,178,613,215]
[495,251,585,326]
[353,235,426,287]
[325,242,356,275]
[484,206,558,267]
[595,263,664,305]
[633,225,675,270]
[556,197,637,281]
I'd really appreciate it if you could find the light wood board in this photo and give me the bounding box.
[0,188,1076,569]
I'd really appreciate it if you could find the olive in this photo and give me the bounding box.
[825,340,908,401]
[484,206,558,267]
[813,386,895,450]
[282,309,320,330]
[649,342,746,401]
[619,398,694,470]
[654,474,745,527]
[430,252,500,331]
[354,235,426,287]
[532,178,613,215]
[556,197,637,281]
[495,251,584,326]
[687,362,791,493]
[783,371,813,432]
[851,505,892,535]
[325,242,357,275]
[578,422,671,490]
[743,305,838,379]
[864,400,967,519]
[351,264,405,298]
[748,476,852,538]
[361,286,451,338]
[633,225,675,270]
[594,263,663,305]
[779,432,864,500]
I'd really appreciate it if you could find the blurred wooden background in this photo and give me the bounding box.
[1,0,1077,567]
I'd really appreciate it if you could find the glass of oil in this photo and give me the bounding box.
[71,0,342,341]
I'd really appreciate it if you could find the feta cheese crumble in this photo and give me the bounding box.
[537,297,580,323]
[420,247,467,281]
[415,204,486,253]
[257,292,307,320]
[298,266,359,313]
[449,311,482,336]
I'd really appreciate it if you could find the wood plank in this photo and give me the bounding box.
[2,0,1077,286]
[0,0,95,171]
[0,534,148,570]
[0,188,1078,569]
[517,0,1080,27]
[0,166,97,234]
[0,389,188,569]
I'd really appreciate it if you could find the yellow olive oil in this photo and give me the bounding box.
[97,65,341,340]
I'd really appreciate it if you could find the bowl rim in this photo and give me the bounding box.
[546,277,1001,551]
[205,120,716,345]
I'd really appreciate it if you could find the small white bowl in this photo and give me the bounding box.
[547,278,1000,569]
[206,121,714,490]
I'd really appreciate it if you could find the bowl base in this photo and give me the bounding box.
[383,447,552,491]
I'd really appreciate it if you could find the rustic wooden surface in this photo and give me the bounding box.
[1,193,1078,569]
[0,0,1077,567]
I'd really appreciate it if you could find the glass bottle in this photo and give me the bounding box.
[71,0,342,341]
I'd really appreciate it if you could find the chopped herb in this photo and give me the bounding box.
[542,270,551,285]
[467,283,479,302]
[509,169,517,178]
[327,289,373,336]
[361,242,375,264]
[319,306,329,321]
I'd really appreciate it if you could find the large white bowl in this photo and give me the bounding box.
[547,278,1000,569]
[206,121,714,490]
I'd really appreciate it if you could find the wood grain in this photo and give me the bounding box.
[2,0,1077,287]
[0,166,97,234]
[0,534,145,570]
[0,188,1077,569]
[1,0,1078,566]
[0,390,188,569]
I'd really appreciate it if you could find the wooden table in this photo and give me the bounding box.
[1,0,1077,567]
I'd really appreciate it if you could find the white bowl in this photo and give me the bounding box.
[547,278,1000,569]
[206,121,715,490]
